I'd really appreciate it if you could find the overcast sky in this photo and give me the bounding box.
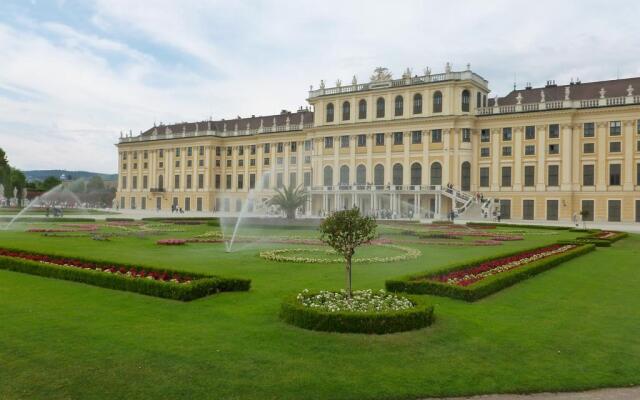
[1,0,639,173]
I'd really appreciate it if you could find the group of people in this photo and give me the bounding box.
[171,204,185,214]
[44,206,64,217]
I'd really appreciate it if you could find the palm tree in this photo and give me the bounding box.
[268,184,308,220]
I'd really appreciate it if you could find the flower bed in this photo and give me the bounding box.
[386,243,595,301]
[260,244,420,264]
[157,239,187,245]
[280,290,434,334]
[0,247,250,301]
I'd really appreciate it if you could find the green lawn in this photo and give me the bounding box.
[0,222,639,400]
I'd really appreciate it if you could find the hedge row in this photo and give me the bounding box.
[142,217,220,222]
[0,217,96,223]
[0,248,250,301]
[280,294,434,334]
[105,217,136,222]
[386,243,595,302]
[467,222,570,230]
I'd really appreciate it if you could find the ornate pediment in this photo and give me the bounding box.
[370,67,392,82]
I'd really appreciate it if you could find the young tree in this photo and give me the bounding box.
[41,176,62,191]
[579,209,590,229]
[319,208,377,297]
[267,184,308,220]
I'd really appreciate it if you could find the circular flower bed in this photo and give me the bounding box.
[280,289,434,334]
[157,239,187,246]
[260,244,420,264]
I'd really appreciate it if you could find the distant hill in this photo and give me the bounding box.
[24,170,118,182]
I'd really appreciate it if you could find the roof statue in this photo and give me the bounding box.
[335,79,342,87]
[540,90,545,103]
[599,87,606,98]
[516,92,523,105]
[370,67,392,82]
[319,80,325,89]
[402,68,412,79]
[352,75,357,85]
[445,62,452,73]
[627,84,634,96]
[564,86,571,101]
[423,66,431,76]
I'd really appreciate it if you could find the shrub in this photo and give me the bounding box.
[0,217,96,223]
[280,293,434,334]
[0,247,250,301]
[386,243,595,302]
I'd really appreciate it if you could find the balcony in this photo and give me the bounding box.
[150,187,165,193]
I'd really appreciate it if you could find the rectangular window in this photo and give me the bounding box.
[215,174,220,189]
[304,140,312,151]
[250,145,256,155]
[143,176,148,189]
[184,197,190,211]
[143,150,148,159]
[237,174,244,189]
[412,130,422,144]
[186,160,192,168]
[501,166,512,187]
[277,157,283,165]
[250,158,256,166]
[462,128,471,142]
[583,165,595,186]
[304,171,311,187]
[502,146,512,156]
[637,163,640,186]
[199,146,204,156]
[583,122,595,137]
[525,145,535,156]
[548,144,560,154]
[196,197,202,212]
[249,174,256,189]
[608,200,621,222]
[238,159,244,167]
[226,160,231,168]
[198,159,204,167]
[637,200,640,223]
[238,146,244,156]
[236,199,242,212]
[215,160,220,167]
[289,172,296,187]
[290,156,296,165]
[548,165,559,186]
[525,126,536,140]
[226,147,232,156]
[187,147,192,157]
[264,143,271,153]
[549,124,560,138]
[290,142,297,152]
[159,161,163,168]
[175,160,180,168]
[304,156,311,164]
[276,173,283,188]
[581,200,594,222]
[324,137,334,149]
[480,129,490,142]
[264,157,270,166]
[277,142,284,153]
[499,199,511,219]
[174,175,180,189]
[198,174,204,189]
[186,174,192,189]
[502,127,512,141]
[481,147,490,157]
[341,135,350,148]
[175,148,181,157]
[215,147,221,156]
[393,132,403,145]
[609,141,621,152]
[159,149,164,158]
[524,165,535,187]
[583,143,595,153]
[547,200,559,221]
[357,134,366,147]
[132,176,137,189]
[479,167,489,187]
[609,164,621,185]
[225,174,231,189]
[375,133,384,146]
[610,121,621,136]
[431,129,442,143]
[522,200,534,220]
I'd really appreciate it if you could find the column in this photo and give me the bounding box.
[536,125,547,190]
[443,128,451,186]
[513,126,523,191]
[596,122,607,190]
[491,128,500,191]
[403,131,410,186]
[623,120,634,190]
[560,124,573,191]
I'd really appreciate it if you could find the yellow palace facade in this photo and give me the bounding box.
[116,65,640,223]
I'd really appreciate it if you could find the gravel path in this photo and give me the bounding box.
[421,387,640,400]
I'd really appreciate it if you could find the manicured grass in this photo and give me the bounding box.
[0,222,639,399]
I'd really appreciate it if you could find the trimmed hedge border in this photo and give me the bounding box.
[0,247,250,301]
[280,293,434,334]
[386,243,595,302]
[105,217,135,222]
[0,217,96,223]
[466,222,569,230]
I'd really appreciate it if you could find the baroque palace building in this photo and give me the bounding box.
[116,64,640,223]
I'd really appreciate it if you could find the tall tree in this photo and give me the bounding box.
[41,176,62,191]
[10,168,27,206]
[319,208,377,297]
[267,184,308,220]
[86,175,105,192]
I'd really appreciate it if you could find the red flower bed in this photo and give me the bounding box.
[431,244,576,286]
[157,239,187,245]
[0,248,193,284]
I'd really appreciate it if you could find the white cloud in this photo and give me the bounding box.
[1,0,639,172]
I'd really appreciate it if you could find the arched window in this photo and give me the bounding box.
[326,103,334,122]
[433,91,442,113]
[356,165,366,185]
[413,93,422,114]
[323,166,333,187]
[376,97,385,118]
[342,101,350,121]
[461,162,471,191]
[374,164,384,186]
[461,90,470,112]
[430,162,442,185]
[410,163,422,186]
[394,95,403,116]
[476,92,482,108]
[157,175,164,189]
[358,99,367,119]
[392,163,403,186]
[339,165,350,186]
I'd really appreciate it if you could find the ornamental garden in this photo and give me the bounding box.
[0,213,638,400]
